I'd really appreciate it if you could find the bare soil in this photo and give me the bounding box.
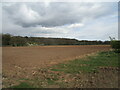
[3,45,110,70]
[2,45,112,88]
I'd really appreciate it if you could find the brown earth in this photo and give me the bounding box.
[2,45,112,88]
[28,67,118,88]
[3,45,110,71]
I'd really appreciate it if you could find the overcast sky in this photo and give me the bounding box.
[1,2,118,41]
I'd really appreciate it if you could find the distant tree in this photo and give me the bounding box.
[109,36,120,53]
[2,33,112,47]
[24,36,28,38]
[2,34,11,46]
[0,34,2,46]
[10,36,27,46]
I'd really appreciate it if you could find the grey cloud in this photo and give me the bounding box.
[2,2,118,41]
[2,2,116,28]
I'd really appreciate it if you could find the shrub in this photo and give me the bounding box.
[109,36,120,53]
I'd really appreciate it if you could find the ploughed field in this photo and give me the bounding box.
[3,45,110,71]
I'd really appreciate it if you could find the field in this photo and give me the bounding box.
[3,45,110,71]
[2,45,119,88]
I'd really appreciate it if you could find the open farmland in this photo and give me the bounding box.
[3,45,110,70]
[3,45,116,88]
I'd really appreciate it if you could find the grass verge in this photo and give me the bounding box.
[51,51,119,73]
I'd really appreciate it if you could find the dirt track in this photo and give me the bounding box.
[3,45,111,71]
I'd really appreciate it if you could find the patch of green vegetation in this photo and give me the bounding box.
[46,74,59,85]
[47,78,55,85]
[50,68,64,72]
[51,51,119,73]
[10,82,34,88]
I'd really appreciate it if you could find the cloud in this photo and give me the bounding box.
[74,14,118,40]
[2,2,118,40]
[3,2,116,28]
[67,23,84,28]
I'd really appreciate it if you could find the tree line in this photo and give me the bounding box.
[1,34,110,46]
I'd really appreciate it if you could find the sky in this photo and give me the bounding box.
[1,2,118,41]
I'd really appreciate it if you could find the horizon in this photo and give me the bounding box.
[1,33,111,41]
